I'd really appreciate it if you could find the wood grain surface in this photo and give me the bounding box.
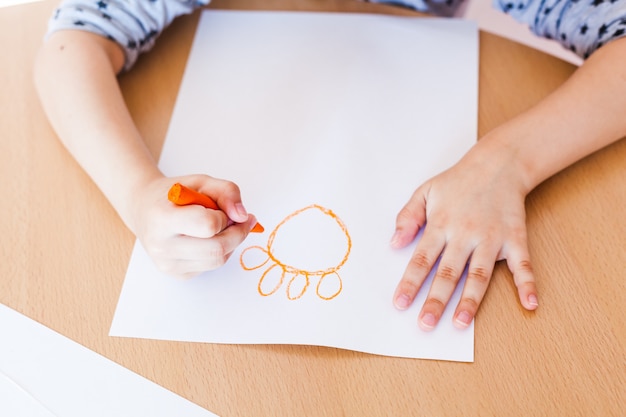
[1,1,624,416]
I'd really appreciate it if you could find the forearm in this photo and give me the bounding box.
[34,30,163,232]
[393,37,626,327]
[473,37,626,193]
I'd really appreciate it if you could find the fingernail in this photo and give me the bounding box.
[528,294,539,307]
[248,216,258,231]
[234,203,248,220]
[420,313,436,329]
[455,311,472,327]
[390,231,402,248]
[394,294,411,310]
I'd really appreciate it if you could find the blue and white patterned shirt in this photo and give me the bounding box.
[47,0,626,70]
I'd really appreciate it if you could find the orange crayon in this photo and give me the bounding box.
[168,183,264,233]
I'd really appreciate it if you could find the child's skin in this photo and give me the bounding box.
[34,31,259,278]
[34,28,626,330]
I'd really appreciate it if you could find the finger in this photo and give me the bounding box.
[150,236,227,264]
[194,177,249,223]
[177,175,248,223]
[418,241,473,331]
[153,219,257,277]
[166,204,231,238]
[172,215,257,260]
[214,215,259,255]
[152,238,233,275]
[453,243,498,329]
[156,257,227,278]
[393,227,446,311]
[504,238,538,311]
[391,185,429,249]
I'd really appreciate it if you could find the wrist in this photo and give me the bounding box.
[111,165,164,234]
[462,132,535,197]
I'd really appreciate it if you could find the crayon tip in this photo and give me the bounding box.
[251,223,265,233]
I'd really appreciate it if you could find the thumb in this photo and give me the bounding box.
[391,184,428,249]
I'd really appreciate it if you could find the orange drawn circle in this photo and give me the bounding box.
[240,204,352,301]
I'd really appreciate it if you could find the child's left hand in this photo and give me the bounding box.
[390,139,539,330]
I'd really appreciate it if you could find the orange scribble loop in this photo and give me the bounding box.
[316,271,343,300]
[240,246,270,271]
[286,273,310,300]
[239,204,352,301]
[257,263,285,296]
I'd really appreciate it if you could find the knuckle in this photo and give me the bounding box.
[198,216,222,237]
[467,266,491,285]
[144,239,170,261]
[459,296,480,312]
[206,241,227,261]
[511,224,528,236]
[435,264,459,283]
[478,228,497,243]
[508,226,529,244]
[223,180,241,195]
[516,259,534,274]
[196,258,221,272]
[397,279,422,297]
[141,222,165,245]
[408,251,433,271]
[422,297,445,312]
[427,213,448,229]
[396,208,415,224]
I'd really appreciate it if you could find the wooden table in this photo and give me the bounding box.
[1,0,624,416]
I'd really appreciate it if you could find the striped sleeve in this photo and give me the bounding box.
[366,0,465,17]
[46,0,210,71]
[494,0,626,59]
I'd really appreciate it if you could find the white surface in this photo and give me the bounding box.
[0,0,42,8]
[0,372,56,417]
[0,304,218,417]
[111,10,477,362]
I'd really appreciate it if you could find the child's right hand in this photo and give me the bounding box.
[129,174,259,278]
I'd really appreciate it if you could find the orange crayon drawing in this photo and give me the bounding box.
[239,204,352,301]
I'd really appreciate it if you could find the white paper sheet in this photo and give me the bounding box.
[0,304,218,417]
[0,0,43,8]
[0,372,56,417]
[111,10,477,362]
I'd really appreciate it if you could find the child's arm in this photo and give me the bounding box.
[34,30,257,277]
[391,36,626,330]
